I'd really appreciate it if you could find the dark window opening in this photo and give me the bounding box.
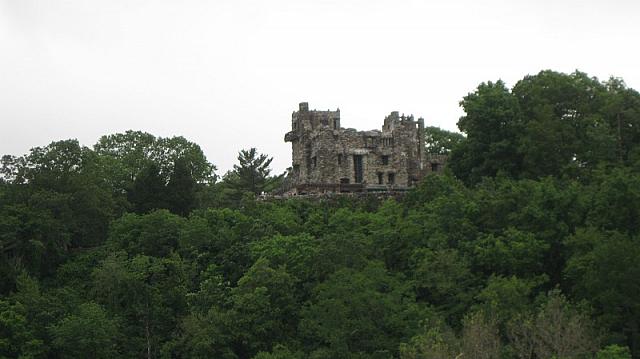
[431,163,439,172]
[388,173,395,185]
[381,155,389,165]
[377,172,383,184]
[338,154,343,165]
[340,177,350,184]
[353,155,363,183]
[312,156,317,169]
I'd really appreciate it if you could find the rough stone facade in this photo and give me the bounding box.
[284,102,436,194]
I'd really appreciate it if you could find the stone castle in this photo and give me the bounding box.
[283,102,444,194]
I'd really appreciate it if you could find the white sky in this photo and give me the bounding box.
[1,0,639,175]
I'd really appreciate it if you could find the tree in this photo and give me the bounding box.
[399,324,459,359]
[565,228,640,355]
[166,157,196,216]
[450,80,524,185]
[300,262,425,358]
[225,258,299,357]
[107,210,184,257]
[179,208,264,285]
[253,345,302,359]
[94,130,216,191]
[424,126,465,155]
[471,228,550,278]
[0,299,46,358]
[226,148,274,195]
[460,311,501,359]
[513,70,612,178]
[410,248,476,321]
[128,163,167,214]
[0,199,72,290]
[601,78,640,165]
[50,302,119,359]
[507,290,599,359]
[449,70,640,183]
[596,345,632,359]
[92,253,188,359]
[0,140,120,249]
[473,275,538,330]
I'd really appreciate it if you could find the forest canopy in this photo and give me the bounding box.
[1,70,640,359]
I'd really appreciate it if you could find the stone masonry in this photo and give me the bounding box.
[284,102,435,194]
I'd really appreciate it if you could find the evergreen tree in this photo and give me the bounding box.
[128,163,166,213]
[167,157,196,217]
[223,148,275,202]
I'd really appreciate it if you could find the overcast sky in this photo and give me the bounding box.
[1,0,639,174]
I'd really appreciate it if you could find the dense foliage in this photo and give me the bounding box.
[1,70,639,358]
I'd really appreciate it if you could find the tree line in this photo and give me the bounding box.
[1,70,640,358]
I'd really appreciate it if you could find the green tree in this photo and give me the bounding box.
[300,262,425,358]
[92,253,188,359]
[128,163,167,214]
[399,323,459,359]
[0,299,46,358]
[226,258,299,357]
[596,345,632,359]
[471,228,550,278]
[424,126,465,155]
[601,78,640,165]
[94,130,216,185]
[179,208,266,284]
[49,302,119,359]
[166,157,197,216]
[410,248,476,321]
[226,148,274,195]
[513,70,612,178]
[253,345,302,359]
[0,140,119,249]
[565,228,640,355]
[450,80,524,184]
[473,275,538,330]
[107,210,185,257]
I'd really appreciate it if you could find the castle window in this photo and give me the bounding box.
[388,173,395,185]
[377,172,383,185]
[338,154,343,165]
[381,155,389,165]
[312,156,317,169]
[353,155,364,183]
[340,178,350,184]
[431,163,439,172]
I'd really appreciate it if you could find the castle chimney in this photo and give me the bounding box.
[299,102,309,112]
